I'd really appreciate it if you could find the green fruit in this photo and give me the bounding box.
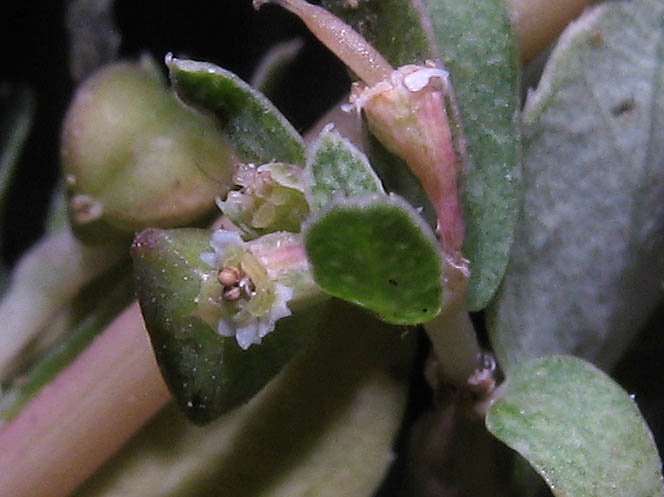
[61,58,238,238]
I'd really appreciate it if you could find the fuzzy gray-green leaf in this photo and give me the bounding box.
[306,124,384,211]
[304,194,442,325]
[486,355,664,497]
[167,55,305,166]
[489,0,664,373]
[322,0,521,310]
[422,0,521,310]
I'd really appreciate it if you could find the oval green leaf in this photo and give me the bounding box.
[166,55,305,166]
[486,355,664,497]
[304,194,442,324]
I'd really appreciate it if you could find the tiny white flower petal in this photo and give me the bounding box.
[211,230,244,254]
[217,319,236,337]
[200,251,217,268]
[236,322,260,350]
[403,67,449,92]
[257,316,272,339]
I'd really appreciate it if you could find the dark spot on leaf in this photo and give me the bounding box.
[388,279,398,286]
[611,97,635,116]
[589,28,604,48]
[422,308,428,313]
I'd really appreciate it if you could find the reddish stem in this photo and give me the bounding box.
[0,303,171,497]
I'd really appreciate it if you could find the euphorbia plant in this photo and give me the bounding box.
[0,0,663,496]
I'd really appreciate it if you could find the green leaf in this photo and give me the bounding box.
[488,0,664,373]
[0,230,126,381]
[132,228,325,424]
[306,123,384,211]
[486,355,664,497]
[321,0,521,310]
[166,55,306,166]
[304,194,442,324]
[73,302,414,497]
[422,0,521,310]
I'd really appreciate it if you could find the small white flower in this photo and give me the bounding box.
[200,229,293,350]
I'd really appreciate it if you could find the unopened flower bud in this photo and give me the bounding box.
[217,162,309,239]
[350,64,467,259]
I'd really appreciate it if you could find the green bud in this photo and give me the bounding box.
[217,162,310,239]
[61,58,238,239]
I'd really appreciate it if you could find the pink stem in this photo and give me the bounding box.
[0,302,171,497]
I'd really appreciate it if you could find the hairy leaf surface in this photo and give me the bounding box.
[487,356,664,497]
[489,0,664,372]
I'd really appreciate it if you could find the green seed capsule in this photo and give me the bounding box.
[61,58,238,241]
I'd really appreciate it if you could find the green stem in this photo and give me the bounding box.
[424,305,481,388]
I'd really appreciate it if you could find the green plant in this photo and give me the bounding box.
[0,0,663,496]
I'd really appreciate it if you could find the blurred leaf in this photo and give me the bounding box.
[306,123,384,211]
[250,38,304,100]
[305,194,442,324]
[44,180,68,233]
[65,0,120,81]
[0,229,126,381]
[322,0,521,310]
[167,55,306,166]
[0,269,135,420]
[132,228,325,424]
[74,302,414,497]
[488,0,664,373]
[486,355,664,497]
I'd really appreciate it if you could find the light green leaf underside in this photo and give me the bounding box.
[487,355,664,497]
[305,194,442,325]
[322,0,521,311]
[306,124,384,211]
[489,0,664,373]
[167,55,306,166]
